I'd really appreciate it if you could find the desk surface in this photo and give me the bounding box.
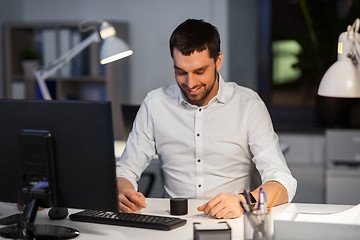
[0,199,354,240]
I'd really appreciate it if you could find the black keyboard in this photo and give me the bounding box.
[69,209,187,231]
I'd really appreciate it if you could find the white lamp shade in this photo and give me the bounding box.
[100,36,133,65]
[318,58,360,98]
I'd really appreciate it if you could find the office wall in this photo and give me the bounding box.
[228,0,258,90]
[2,0,228,104]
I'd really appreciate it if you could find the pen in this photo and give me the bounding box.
[257,187,263,209]
[259,194,265,213]
[258,189,267,221]
[267,191,280,212]
[235,192,250,212]
[243,190,253,211]
[240,201,250,213]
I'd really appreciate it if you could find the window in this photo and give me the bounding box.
[258,0,360,132]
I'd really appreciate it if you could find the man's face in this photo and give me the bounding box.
[172,48,223,107]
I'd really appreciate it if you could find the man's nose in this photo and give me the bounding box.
[186,74,197,89]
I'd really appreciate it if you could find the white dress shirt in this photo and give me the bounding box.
[116,75,297,201]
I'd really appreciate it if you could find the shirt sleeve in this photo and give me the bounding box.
[116,97,157,190]
[246,99,297,202]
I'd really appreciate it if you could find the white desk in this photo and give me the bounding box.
[0,199,357,240]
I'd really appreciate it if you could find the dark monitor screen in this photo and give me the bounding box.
[0,99,118,212]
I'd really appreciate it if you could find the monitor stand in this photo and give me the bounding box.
[0,199,79,239]
[0,213,21,225]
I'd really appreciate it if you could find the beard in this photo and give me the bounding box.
[179,70,218,106]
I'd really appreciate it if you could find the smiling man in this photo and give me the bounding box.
[116,19,297,219]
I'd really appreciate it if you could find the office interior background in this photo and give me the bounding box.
[0,0,360,204]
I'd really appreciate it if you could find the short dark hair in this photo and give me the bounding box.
[169,19,221,61]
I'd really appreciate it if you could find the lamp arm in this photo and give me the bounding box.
[35,31,100,100]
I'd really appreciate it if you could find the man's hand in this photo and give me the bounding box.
[197,193,243,219]
[117,177,146,213]
[118,188,147,213]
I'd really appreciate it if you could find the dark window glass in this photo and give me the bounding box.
[258,0,360,132]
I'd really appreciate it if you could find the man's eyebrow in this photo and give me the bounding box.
[173,65,209,72]
[173,65,183,71]
[194,65,209,71]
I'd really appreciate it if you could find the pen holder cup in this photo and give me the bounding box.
[244,211,274,240]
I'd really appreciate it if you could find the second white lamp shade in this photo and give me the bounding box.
[318,58,360,98]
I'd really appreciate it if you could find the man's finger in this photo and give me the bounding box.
[197,203,207,211]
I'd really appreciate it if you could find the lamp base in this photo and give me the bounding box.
[0,224,79,239]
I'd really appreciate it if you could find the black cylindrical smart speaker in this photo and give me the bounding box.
[170,198,188,215]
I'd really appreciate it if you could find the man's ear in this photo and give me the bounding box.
[216,51,224,71]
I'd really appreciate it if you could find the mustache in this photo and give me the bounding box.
[181,83,205,90]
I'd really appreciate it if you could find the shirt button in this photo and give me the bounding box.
[197,159,201,163]
[199,108,202,112]
[198,184,202,188]
[197,133,200,137]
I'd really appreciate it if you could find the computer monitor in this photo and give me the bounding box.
[0,99,118,239]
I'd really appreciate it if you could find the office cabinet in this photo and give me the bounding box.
[3,21,131,139]
[326,129,360,204]
[327,169,360,204]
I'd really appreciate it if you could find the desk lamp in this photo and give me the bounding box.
[318,18,360,98]
[35,20,133,100]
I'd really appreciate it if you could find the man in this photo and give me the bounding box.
[116,19,297,219]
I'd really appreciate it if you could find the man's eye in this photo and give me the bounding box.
[176,70,187,76]
[195,70,205,75]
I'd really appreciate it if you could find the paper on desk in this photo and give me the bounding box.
[295,204,360,225]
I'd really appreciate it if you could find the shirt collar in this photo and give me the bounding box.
[176,74,231,107]
[215,74,228,104]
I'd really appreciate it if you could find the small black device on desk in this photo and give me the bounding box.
[69,210,187,231]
